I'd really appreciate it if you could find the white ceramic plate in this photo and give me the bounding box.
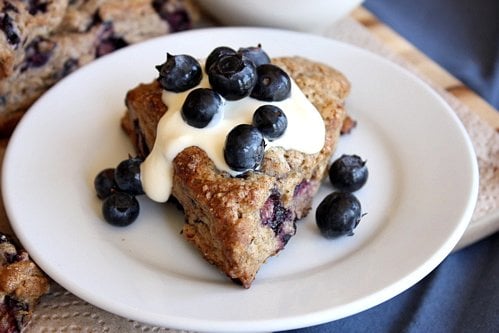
[2,28,478,332]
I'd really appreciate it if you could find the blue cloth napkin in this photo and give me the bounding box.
[278,233,499,332]
[364,0,499,109]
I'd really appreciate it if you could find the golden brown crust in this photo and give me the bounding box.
[122,56,350,287]
[124,80,167,154]
[0,261,48,303]
[0,234,50,331]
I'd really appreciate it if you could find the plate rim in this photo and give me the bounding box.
[1,27,479,332]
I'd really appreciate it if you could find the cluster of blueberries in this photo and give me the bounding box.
[156,45,290,171]
[93,154,369,233]
[94,45,292,226]
[316,155,368,238]
[94,157,144,226]
[93,45,369,237]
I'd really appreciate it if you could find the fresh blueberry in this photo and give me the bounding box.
[205,46,236,73]
[208,54,257,100]
[102,192,140,226]
[316,191,363,238]
[329,154,368,192]
[237,44,270,67]
[156,53,202,92]
[252,105,287,140]
[94,168,117,199]
[250,64,291,101]
[181,88,223,128]
[224,124,265,171]
[114,157,144,195]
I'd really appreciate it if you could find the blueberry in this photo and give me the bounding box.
[152,0,192,32]
[156,53,202,92]
[316,192,362,238]
[96,35,128,57]
[102,192,140,226]
[181,88,223,128]
[94,168,117,199]
[252,105,287,140]
[237,44,270,67]
[224,124,265,171]
[250,64,291,101]
[329,154,368,192]
[205,46,236,73]
[95,22,129,57]
[114,157,144,195]
[27,0,48,15]
[21,37,55,72]
[0,13,20,45]
[208,54,257,100]
[59,58,79,78]
[260,193,295,245]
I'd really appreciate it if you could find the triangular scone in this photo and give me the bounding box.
[121,56,350,288]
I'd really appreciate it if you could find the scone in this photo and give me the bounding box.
[0,233,50,331]
[121,56,350,288]
[0,0,200,135]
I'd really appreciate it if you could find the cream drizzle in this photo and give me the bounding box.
[141,66,325,202]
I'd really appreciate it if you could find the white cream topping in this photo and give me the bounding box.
[141,68,325,202]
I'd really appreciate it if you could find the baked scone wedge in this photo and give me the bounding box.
[121,56,350,288]
[0,0,200,135]
[0,233,50,331]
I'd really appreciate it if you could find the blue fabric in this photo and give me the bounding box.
[278,232,499,333]
[278,1,499,332]
[364,0,499,109]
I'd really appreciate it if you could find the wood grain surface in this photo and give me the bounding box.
[352,7,499,131]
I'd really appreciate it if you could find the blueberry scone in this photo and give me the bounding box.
[0,233,49,332]
[120,47,350,288]
[0,0,200,135]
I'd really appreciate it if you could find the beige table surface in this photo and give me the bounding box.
[0,6,497,332]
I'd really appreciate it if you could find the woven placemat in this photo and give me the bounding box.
[24,17,499,332]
